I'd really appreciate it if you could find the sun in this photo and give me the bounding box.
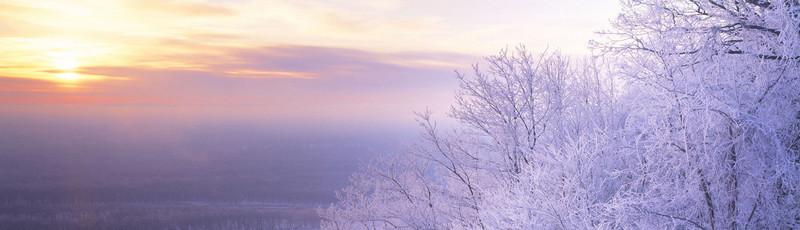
[52,57,80,70]
[49,51,82,71]
[57,73,81,81]
[48,52,85,82]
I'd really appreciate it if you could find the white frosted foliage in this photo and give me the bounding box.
[319,0,800,228]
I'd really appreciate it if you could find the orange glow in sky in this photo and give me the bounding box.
[0,0,619,123]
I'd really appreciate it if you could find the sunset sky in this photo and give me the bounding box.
[0,0,619,127]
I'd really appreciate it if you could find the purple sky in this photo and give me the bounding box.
[0,0,619,127]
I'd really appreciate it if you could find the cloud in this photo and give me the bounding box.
[0,0,622,124]
[123,0,235,18]
[1,45,469,108]
[6,45,462,123]
[208,45,474,95]
[221,45,404,79]
[0,76,59,93]
[0,37,476,107]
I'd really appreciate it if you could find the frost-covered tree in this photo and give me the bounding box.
[318,48,621,229]
[319,0,800,229]
[597,0,800,228]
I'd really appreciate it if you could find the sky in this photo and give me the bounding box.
[0,0,620,127]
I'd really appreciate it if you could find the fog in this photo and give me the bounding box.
[0,104,420,229]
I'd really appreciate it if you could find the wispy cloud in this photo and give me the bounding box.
[0,0,618,124]
[3,45,471,111]
[123,0,235,18]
